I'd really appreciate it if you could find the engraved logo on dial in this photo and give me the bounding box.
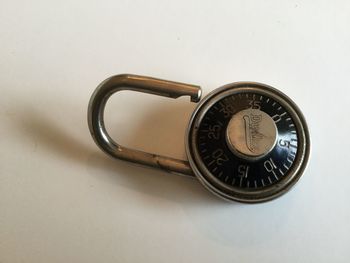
[226,108,278,160]
[243,113,264,153]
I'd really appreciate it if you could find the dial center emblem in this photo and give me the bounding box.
[226,108,278,160]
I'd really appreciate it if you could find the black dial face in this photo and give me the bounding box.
[196,92,298,190]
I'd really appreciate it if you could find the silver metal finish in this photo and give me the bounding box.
[226,108,278,161]
[186,82,311,203]
[89,74,310,203]
[88,74,201,176]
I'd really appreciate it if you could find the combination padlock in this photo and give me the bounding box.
[88,74,310,203]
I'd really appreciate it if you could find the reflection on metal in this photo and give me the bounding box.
[88,74,201,176]
[226,108,277,161]
[88,74,311,203]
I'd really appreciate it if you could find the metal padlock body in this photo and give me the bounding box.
[88,74,310,203]
[185,82,310,203]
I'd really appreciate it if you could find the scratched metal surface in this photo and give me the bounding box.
[0,1,349,262]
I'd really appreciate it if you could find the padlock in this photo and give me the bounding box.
[88,74,310,203]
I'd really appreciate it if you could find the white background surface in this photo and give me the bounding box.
[1,1,349,262]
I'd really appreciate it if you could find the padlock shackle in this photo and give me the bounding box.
[88,74,202,176]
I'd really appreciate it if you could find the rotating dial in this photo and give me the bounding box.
[197,92,297,189]
[186,82,310,203]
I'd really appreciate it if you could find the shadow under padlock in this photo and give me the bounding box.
[13,102,218,205]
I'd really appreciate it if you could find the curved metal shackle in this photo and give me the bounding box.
[88,74,202,176]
